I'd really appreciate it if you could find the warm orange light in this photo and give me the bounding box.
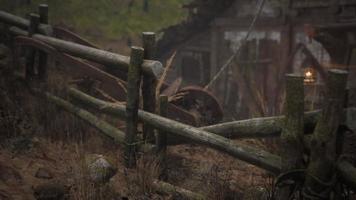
[304,68,316,83]
[305,71,312,78]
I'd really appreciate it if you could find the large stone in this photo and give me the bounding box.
[85,154,117,184]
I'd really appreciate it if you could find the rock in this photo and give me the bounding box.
[35,168,53,179]
[85,154,117,184]
[33,183,67,200]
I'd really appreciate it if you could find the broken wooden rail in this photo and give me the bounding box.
[60,86,356,192]
[67,86,282,173]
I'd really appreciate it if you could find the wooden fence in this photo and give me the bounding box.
[1,5,356,199]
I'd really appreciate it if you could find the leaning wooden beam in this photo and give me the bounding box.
[7,26,163,78]
[38,90,153,152]
[0,10,52,35]
[45,91,125,143]
[67,87,281,173]
[152,180,205,200]
[200,111,320,139]
[304,69,348,199]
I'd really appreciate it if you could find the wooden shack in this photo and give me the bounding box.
[157,0,356,120]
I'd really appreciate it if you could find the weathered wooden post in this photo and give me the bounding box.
[25,13,39,80]
[142,32,157,142]
[303,69,348,199]
[157,95,168,179]
[38,4,49,81]
[278,74,304,199]
[125,46,144,168]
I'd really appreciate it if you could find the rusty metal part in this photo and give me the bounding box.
[171,86,223,126]
[14,36,127,101]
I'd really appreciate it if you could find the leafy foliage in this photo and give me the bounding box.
[0,0,191,40]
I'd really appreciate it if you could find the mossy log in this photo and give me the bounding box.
[7,26,163,78]
[200,110,320,139]
[303,69,348,199]
[67,87,281,173]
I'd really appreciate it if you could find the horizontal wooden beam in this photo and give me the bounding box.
[8,27,163,78]
[38,90,153,152]
[0,10,163,78]
[0,10,52,35]
[68,87,282,173]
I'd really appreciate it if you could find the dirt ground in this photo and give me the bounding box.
[0,132,270,200]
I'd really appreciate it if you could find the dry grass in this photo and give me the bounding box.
[125,154,161,198]
[204,164,240,200]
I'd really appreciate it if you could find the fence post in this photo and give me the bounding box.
[25,13,39,80]
[157,95,168,179]
[303,69,348,199]
[142,32,157,143]
[38,4,49,81]
[277,74,304,199]
[125,46,144,168]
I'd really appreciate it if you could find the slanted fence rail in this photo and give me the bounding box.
[1,5,356,199]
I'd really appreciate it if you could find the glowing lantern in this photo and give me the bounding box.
[304,68,316,83]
